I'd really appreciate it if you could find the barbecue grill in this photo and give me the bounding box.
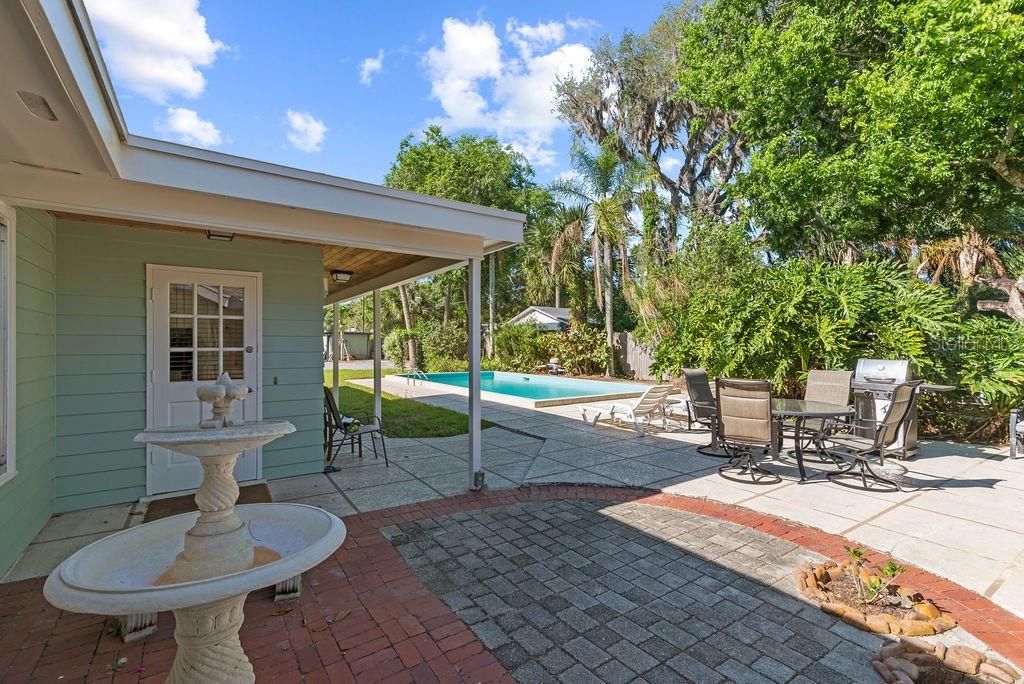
[851,359,919,458]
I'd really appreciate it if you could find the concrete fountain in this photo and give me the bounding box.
[44,373,347,683]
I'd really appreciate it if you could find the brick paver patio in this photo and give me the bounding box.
[3,485,1024,683]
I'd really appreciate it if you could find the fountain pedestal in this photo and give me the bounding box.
[44,374,346,683]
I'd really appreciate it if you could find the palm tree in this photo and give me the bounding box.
[551,140,641,375]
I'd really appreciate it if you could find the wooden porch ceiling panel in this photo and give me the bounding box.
[323,246,424,298]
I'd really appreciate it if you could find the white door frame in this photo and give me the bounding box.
[145,263,264,495]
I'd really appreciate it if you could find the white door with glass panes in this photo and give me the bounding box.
[147,266,261,495]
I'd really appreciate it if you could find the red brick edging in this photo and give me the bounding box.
[1,484,1022,683]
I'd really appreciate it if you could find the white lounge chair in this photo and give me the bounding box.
[580,384,675,436]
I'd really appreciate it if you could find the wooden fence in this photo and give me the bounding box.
[615,332,658,380]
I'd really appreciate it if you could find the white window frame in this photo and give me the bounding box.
[0,202,16,488]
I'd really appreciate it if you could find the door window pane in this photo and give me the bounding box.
[170,317,194,348]
[223,351,244,379]
[197,285,220,315]
[170,351,194,381]
[197,318,219,348]
[223,287,244,315]
[222,318,243,348]
[197,351,220,381]
[170,284,193,314]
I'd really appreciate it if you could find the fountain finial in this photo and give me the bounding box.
[197,372,250,429]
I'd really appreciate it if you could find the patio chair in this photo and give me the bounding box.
[819,382,918,492]
[323,386,388,472]
[676,368,724,457]
[1011,408,1023,459]
[716,378,781,484]
[782,369,852,451]
[579,384,674,436]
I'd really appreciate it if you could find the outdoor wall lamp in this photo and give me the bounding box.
[330,270,354,283]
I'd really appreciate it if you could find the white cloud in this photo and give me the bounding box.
[424,19,503,129]
[360,49,385,85]
[506,19,565,59]
[85,0,225,103]
[566,17,600,31]
[422,18,591,168]
[284,110,328,152]
[158,106,223,146]
[661,156,682,172]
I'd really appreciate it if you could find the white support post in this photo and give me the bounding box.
[468,258,482,490]
[331,302,340,395]
[373,289,382,420]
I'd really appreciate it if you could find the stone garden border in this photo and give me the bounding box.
[794,559,958,636]
[872,636,1020,683]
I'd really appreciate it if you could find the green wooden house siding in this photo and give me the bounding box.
[54,219,325,512]
[0,208,57,575]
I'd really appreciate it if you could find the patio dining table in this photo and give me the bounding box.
[772,399,855,481]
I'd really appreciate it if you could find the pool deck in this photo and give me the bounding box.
[349,375,1024,623]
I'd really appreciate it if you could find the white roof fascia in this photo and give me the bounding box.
[21,0,526,256]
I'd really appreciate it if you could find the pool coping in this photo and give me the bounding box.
[396,372,656,408]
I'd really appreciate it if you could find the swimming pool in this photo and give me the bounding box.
[402,371,650,407]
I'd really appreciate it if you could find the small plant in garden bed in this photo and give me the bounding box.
[793,548,957,636]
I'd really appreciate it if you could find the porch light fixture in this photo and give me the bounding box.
[330,270,353,283]
[206,230,234,242]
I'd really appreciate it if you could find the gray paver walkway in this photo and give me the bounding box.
[385,499,884,683]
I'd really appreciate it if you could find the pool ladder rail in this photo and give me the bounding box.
[407,368,429,385]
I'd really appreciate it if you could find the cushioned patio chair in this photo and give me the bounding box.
[323,386,388,472]
[676,368,725,457]
[820,382,918,491]
[579,384,674,436]
[716,378,781,484]
[782,369,853,452]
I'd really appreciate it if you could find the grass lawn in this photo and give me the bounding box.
[323,368,399,383]
[325,369,485,438]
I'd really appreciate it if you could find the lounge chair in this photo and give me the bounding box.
[716,378,781,484]
[580,384,674,436]
[323,386,388,472]
[531,357,566,375]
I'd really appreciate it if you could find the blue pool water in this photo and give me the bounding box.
[407,371,644,401]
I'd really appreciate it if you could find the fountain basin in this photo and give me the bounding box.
[44,503,345,615]
[134,420,296,457]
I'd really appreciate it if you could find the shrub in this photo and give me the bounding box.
[494,323,550,372]
[419,321,469,373]
[549,322,608,375]
[383,329,421,367]
[423,356,468,373]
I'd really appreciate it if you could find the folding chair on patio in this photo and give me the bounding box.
[323,386,388,472]
[716,378,781,484]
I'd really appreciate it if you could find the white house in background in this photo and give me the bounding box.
[508,306,571,331]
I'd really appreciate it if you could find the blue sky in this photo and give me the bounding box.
[83,1,663,185]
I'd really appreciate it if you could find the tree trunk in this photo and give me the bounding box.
[603,240,615,377]
[554,284,561,308]
[397,284,416,366]
[976,275,1024,324]
[487,254,495,358]
[443,288,451,325]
